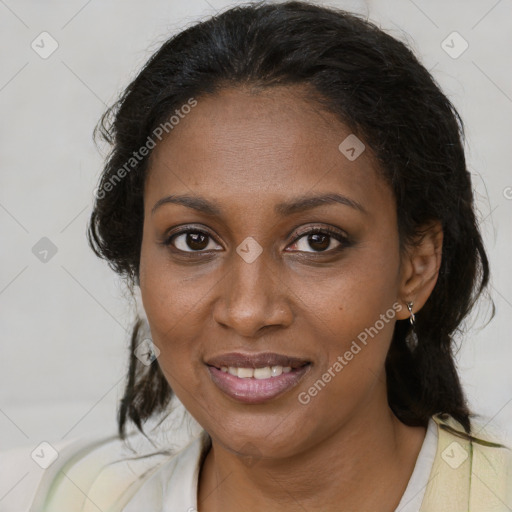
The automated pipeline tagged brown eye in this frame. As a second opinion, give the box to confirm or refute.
[307,233,331,251]
[186,232,209,250]
[287,227,348,253]
[166,230,222,252]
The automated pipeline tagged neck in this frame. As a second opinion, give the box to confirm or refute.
[197,392,427,512]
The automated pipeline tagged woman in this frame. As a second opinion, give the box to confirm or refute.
[2,2,510,511]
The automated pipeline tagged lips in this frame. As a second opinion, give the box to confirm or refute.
[205,352,311,370]
[205,352,312,403]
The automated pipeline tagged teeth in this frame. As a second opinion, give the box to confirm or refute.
[220,365,296,378]
[271,365,282,377]
[237,367,254,379]
[254,367,272,379]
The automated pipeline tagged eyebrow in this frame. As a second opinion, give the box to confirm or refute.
[151,192,367,216]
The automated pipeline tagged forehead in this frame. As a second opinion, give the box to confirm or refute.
[145,86,392,218]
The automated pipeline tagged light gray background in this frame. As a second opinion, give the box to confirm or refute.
[1,0,511,453]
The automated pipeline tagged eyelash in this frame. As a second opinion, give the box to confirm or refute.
[162,225,350,255]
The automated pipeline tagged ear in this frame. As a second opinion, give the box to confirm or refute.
[395,220,443,321]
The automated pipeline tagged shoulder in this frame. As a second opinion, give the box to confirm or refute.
[434,412,512,466]
[0,430,204,512]
[120,429,210,511]
[420,413,512,512]
[0,437,81,512]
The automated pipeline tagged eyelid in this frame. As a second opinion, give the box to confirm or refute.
[290,224,348,240]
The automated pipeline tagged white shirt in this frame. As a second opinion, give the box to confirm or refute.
[0,418,437,511]
[121,418,438,511]
[395,417,438,511]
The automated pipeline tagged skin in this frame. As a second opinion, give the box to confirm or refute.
[139,86,443,512]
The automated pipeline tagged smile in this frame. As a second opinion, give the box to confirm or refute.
[207,362,311,404]
[218,365,293,378]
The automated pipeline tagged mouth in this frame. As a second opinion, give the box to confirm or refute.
[205,352,312,404]
[205,352,311,371]
[208,361,310,379]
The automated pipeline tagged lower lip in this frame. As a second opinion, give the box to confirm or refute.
[207,364,311,404]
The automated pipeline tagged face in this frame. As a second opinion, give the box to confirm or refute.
[139,86,408,459]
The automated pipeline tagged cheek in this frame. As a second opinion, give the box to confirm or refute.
[140,232,198,327]
[341,233,401,320]
[288,240,401,403]
[140,275,201,358]
[138,239,225,393]
[139,266,206,408]
[292,237,400,338]
[139,239,196,355]
[292,297,398,439]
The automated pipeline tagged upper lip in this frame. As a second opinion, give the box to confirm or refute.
[205,352,311,369]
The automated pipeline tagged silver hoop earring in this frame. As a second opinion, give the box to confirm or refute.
[407,302,415,327]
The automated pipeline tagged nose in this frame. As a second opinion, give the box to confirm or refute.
[212,252,294,338]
